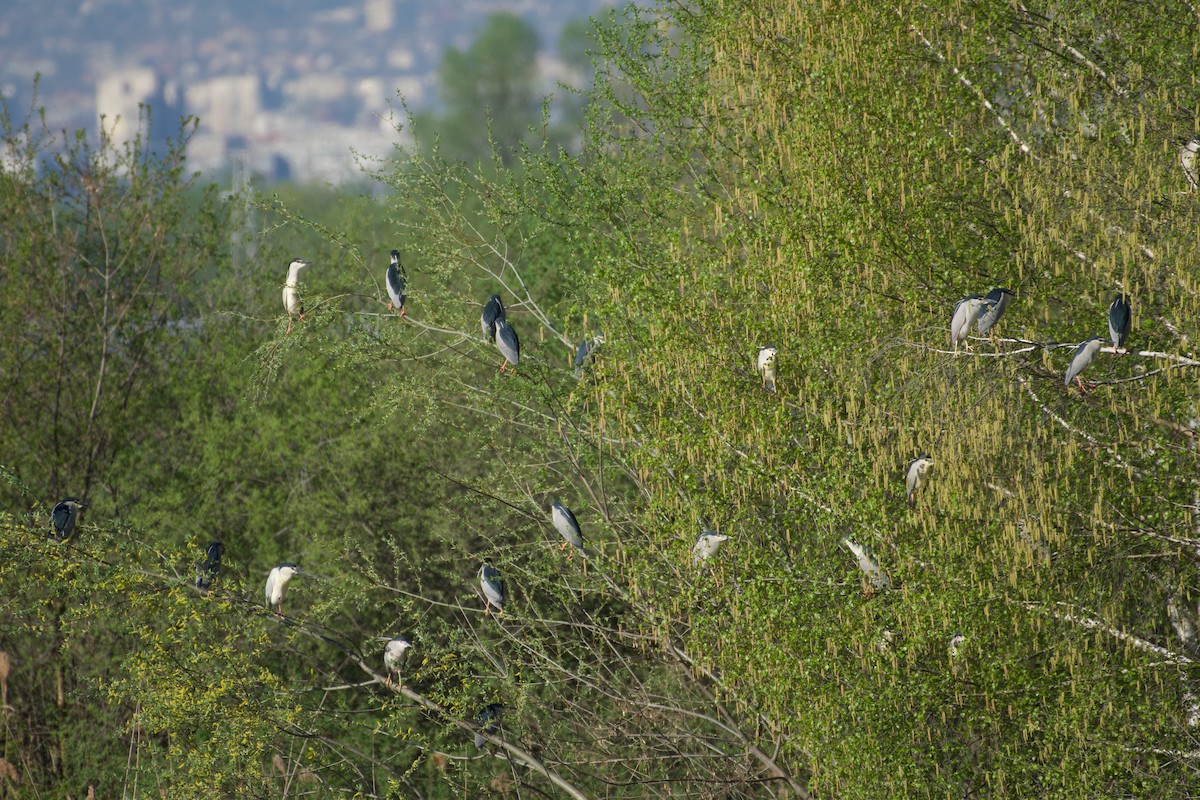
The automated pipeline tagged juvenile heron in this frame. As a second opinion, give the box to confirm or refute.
[757,346,778,393]
[474,702,504,750]
[49,498,87,543]
[550,501,585,557]
[385,250,407,316]
[494,318,520,373]
[1107,293,1131,350]
[841,537,891,593]
[382,636,413,686]
[693,530,729,566]
[1182,135,1200,189]
[950,294,987,350]
[265,563,302,616]
[196,541,224,595]
[1064,337,1103,393]
[481,294,505,342]
[283,258,310,334]
[479,562,506,615]
[976,287,1014,336]
[906,455,933,509]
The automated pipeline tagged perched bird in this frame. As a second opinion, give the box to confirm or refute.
[976,287,1015,336]
[382,636,413,686]
[196,541,224,595]
[550,501,585,557]
[574,334,605,373]
[950,295,988,350]
[265,563,302,616]
[385,250,407,316]
[906,455,933,509]
[49,498,87,543]
[479,562,506,615]
[1182,134,1200,189]
[757,346,778,392]
[494,318,520,373]
[948,632,966,658]
[481,294,505,342]
[1107,293,1131,350]
[841,537,891,593]
[693,530,730,566]
[1063,337,1103,393]
[282,258,310,334]
[474,702,504,750]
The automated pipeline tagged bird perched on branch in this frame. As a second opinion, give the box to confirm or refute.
[385,250,407,316]
[282,258,310,334]
[841,537,891,594]
[950,295,988,350]
[757,346,778,392]
[550,501,585,557]
[196,541,224,595]
[574,334,605,374]
[381,636,413,686]
[976,287,1014,337]
[494,318,520,373]
[1108,293,1131,350]
[474,702,504,750]
[906,455,933,509]
[49,498,87,543]
[481,294,505,342]
[693,530,729,567]
[1182,134,1200,189]
[479,562,506,615]
[1064,337,1103,393]
[265,563,302,616]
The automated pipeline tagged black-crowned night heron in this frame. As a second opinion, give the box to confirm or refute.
[1107,293,1131,350]
[385,250,407,316]
[474,702,504,750]
[550,501,585,557]
[494,318,520,373]
[693,530,729,566]
[283,258,310,334]
[574,334,605,373]
[381,635,413,686]
[481,294,505,342]
[49,497,87,542]
[196,541,224,595]
[1064,337,1103,393]
[479,562,505,615]
[906,455,933,509]
[948,632,966,658]
[1182,135,1200,189]
[841,537,891,594]
[950,295,988,350]
[976,287,1014,336]
[757,346,778,392]
[265,562,302,616]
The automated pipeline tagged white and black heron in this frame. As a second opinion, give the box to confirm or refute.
[976,287,1014,337]
[381,636,413,686]
[693,530,729,566]
[385,250,407,316]
[481,294,505,342]
[49,498,87,543]
[196,541,224,595]
[1182,134,1200,189]
[948,632,967,658]
[265,562,303,617]
[841,537,891,594]
[479,562,506,615]
[574,334,605,374]
[494,318,520,373]
[283,258,310,334]
[906,455,933,509]
[550,501,585,557]
[757,346,778,393]
[1064,337,1103,393]
[1108,293,1131,350]
[950,294,988,351]
[474,702,504,750]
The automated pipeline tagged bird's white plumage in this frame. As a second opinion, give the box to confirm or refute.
[383,636,413,677]
[693,531,729,565]
[479,563,505,612]
[841,537,890,590]
[283,259,309,317]
[906,456,933,507]
[950,295,987,348]
[551,502,585,554]
[948,633,966,658]
[1063,337,1103,388]
[265,563,300,614]
[757,346,777,392]
[494,318,520,367]
[1182,135,1200,189]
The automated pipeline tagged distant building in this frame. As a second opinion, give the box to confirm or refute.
[96,67,184,155]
